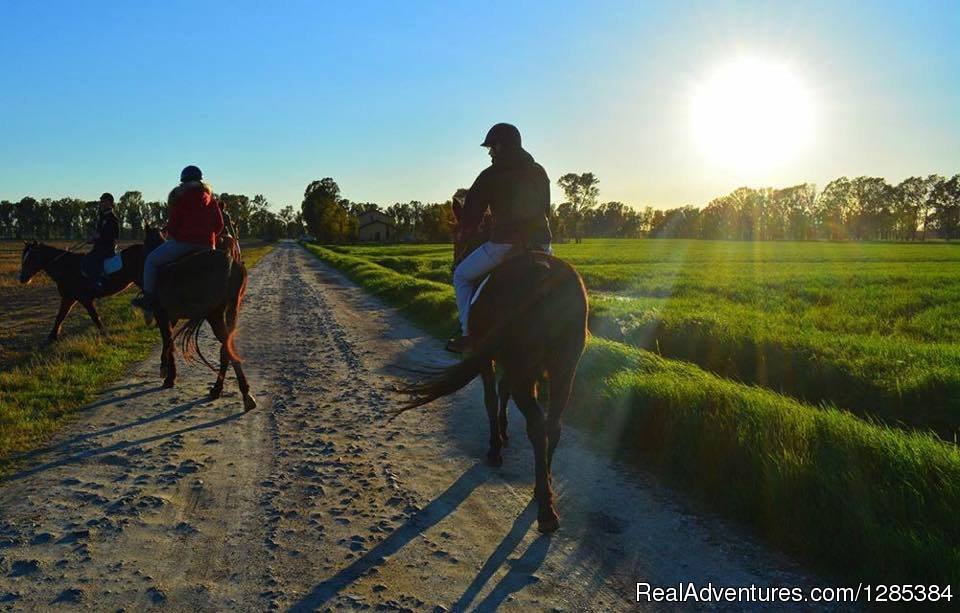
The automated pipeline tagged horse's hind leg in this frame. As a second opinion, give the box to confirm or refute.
[208,342,230,400]
[545,365,576,472]
[79,299,105,333]
[159,316,177,388]
[497,376,510,447]
[481,362,504,466]
[47,297,76,342]
[513,379,558,533]
[207,314,254,410]
[232,361,257,411]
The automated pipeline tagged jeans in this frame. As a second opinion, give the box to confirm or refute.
[143,239,208,293]
[453,241,551,335]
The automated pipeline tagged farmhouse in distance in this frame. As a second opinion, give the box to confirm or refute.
[357,209,397,242]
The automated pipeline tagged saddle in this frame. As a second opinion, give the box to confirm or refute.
[81,250,122,280]
[470,245,551,305]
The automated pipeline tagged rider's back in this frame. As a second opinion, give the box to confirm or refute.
[166,181,223,248]
[468,147,551,247]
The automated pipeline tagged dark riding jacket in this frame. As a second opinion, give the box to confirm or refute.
[92,208,119,257]
[461,146,552,246]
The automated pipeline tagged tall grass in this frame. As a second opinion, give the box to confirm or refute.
[305,242,960,583]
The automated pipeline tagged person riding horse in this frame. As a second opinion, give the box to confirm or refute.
[447,123,553,353]
[131,165,224,314]
[81,192,120,293]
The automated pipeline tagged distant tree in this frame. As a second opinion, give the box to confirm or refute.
[930,175,960,240]
[557,172,599,243]
[220,193,252,238]
[301,178,353,243]
[144,200,165,229]
[15,197,47,239]
[0,200,14,238]
[814,177,853,240]
[119,190,145,239]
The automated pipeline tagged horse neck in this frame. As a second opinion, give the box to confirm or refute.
[37,245,79,281]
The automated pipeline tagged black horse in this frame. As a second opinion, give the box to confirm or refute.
[19,240,146,342]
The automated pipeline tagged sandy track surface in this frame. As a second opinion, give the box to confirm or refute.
[0,242,813,611]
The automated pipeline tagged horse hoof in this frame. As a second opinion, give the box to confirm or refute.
[486,454,503,467]
[209,388,222,400]
[243,394,258,412]
[162,380,175,389]
[537,514,560,534]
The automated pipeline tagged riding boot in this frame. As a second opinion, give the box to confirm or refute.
[446,335,473,354]
[131,292,155,312]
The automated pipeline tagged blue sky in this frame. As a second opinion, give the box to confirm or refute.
[1,0,957,210]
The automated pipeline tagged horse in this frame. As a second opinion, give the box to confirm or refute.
[396,202,588,533]
[18,240,146,342]
[143,227,256,411]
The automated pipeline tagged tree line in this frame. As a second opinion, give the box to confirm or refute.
[300,172,960,244]
[301,178,456,243]
[550,172,960,241]
[0,191,303,241]
[9,172,959,243]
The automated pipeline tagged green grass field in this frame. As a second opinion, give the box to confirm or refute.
[305,239,960,584]
[0,241,273,470]
[327,239,960,439]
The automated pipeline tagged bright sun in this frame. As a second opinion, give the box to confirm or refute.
[691,57,815,172]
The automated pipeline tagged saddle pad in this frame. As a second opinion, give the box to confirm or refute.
[103,253,123,275]
[470,274,491,305]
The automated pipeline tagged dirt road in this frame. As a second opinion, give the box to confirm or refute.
[0,242,813,611]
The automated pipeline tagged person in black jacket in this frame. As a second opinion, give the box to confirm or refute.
[447,123,553,353]
[82,192,120,285]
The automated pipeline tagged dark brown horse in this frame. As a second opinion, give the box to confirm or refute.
[143,228,256,411]
[397,202,588,533]
[18,240,146,342]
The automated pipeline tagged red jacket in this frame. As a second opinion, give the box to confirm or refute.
[165,182,224,247]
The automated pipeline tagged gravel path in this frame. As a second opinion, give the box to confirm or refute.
[0,241,814,611]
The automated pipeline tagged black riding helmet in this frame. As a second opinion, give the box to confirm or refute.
[180,165,203,183]
[481,123,521,148]
[99,192,115,205]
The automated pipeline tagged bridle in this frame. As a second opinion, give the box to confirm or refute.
[24,240,87,273]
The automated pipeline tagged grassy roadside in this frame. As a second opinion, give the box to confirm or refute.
[304,242,960,584]
[0,242,274,472]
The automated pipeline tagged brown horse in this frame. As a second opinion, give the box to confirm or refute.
[143,228,256,411]
[397,203,588,533]
[18,240,146,342]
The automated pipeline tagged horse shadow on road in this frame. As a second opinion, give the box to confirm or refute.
[289,463,550,611]
[1,396,240,483]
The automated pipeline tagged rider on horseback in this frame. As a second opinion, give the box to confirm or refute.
[446,123,553,353]
[82,192,120,292]
[131,165,224,314]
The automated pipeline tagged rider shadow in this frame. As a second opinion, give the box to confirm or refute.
[2,399,240,483]
[450,500,549,612]
[288,464,490,612]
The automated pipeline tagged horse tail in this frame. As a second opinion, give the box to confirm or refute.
[393,263,559,416]
[223,262,248,364]
[174,316,218,372]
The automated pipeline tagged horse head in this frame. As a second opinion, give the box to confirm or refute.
[450,188,491,267]
[144,225,165,253]
[19,240,43,284]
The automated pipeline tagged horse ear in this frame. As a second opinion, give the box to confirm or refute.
[451,199,463,221]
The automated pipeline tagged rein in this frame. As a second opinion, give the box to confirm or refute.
[41,240,88,268]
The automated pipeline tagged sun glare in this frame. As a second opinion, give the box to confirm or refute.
[691,57,815,173]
